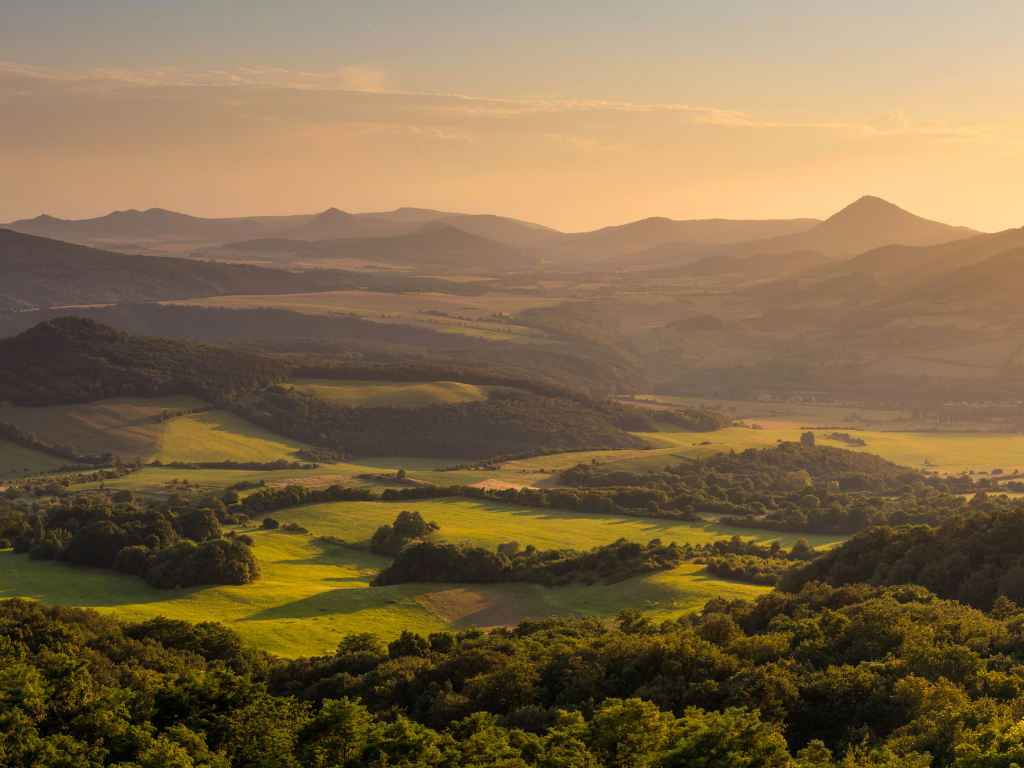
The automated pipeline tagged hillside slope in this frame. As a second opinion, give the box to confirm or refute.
[0,317,288,406]
[0,229,330,310]
[226,225,539,271]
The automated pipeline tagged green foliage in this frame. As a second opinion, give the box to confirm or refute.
[654,408,734,432]
[12,494,259,590]
[372,537,688,587]
[368,510,439,556]
[781,507,1024,610]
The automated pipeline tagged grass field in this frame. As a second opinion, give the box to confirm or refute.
[0,528,768,658]
[266,496,848,552]
[0,440,67,479]
[289,378,496,408]
[154,410,311,464]
[0,395,206,460]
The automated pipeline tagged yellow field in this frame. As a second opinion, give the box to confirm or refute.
[155,411,311,464]
[289,378,496,408]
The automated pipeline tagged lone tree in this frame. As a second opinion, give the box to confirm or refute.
[800,431,816,447]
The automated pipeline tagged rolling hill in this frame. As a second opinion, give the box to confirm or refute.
[547,216,821,259]
[0,317,288,406]
[0,229,333,311]
[272,207,417,240]
[809,225,1024,282]
[225,224,539,271]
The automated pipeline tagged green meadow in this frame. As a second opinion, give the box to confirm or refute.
[266,496,848,552]
[0,527,767,658]
[155,410,311,464]
[0,439,67,479]
[288,378,496,408]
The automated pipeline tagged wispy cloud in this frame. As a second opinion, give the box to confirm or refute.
[0,60,1014,149]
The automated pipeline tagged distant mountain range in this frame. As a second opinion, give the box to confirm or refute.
[2,195,990,278]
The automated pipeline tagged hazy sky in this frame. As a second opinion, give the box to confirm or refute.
[2,0,1023,231]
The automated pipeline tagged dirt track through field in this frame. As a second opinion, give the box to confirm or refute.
[415,586,567,628]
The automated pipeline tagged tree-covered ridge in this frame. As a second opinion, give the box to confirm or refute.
[0,318,288,406]
[780,507,1024,611]
[237,385,654,459]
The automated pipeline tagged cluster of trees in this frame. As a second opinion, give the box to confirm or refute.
[0,420,127,467]
[0,317,289,406]
[781,507,1024,611]
[4,465,135,502]
[372,537,689,588]
[10,492,260,589]
[368,510,440,556]
[654,408,734,432]
[236,385,653,459]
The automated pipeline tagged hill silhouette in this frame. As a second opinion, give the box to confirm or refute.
[0,229,333,311]
[548,216,820,259]
[273,208,415,240]
[630,196,979,264]
[2,207,317,243]
[225,225,538,271]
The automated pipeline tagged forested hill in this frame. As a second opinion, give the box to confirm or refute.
[780,507,1024,610]
[0,317,288,405]
[0,228,330,310]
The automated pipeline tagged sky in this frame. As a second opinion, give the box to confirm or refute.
[1,0,1023,232]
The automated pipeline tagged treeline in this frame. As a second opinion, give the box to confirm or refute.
[236,385,653,459]
[560,443,1015,535]
[152,459,319,471]
[654,407,734,431]
[780,506,1024,610]
[4,465,134,503]
[0,317,288,406]
[372,537,688,587]
[11,492,260,589]
[0,420,127,467]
